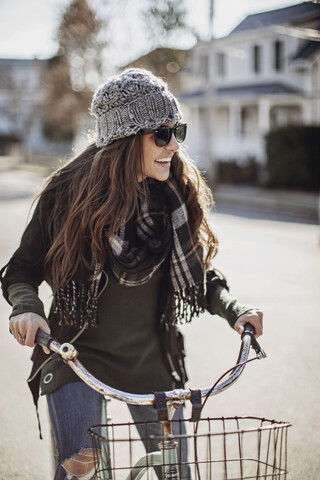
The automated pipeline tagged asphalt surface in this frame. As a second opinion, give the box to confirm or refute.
[0,170,319,479]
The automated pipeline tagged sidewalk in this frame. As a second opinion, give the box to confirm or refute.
[213,184,319,224]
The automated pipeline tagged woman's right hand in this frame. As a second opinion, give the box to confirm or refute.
[9,312,51,354]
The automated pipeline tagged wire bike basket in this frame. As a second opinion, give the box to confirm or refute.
[88,415,291,480]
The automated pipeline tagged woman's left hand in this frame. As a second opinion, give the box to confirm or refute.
[234,310,263,338]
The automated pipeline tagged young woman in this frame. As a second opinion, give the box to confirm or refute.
[1,68,263,480]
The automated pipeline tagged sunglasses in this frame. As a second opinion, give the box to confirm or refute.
[139,123,187,147]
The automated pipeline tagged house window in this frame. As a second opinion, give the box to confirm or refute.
[274,40,284,71]
[217,52,225,77]
[199,54,209,79]
[253,45,261,73]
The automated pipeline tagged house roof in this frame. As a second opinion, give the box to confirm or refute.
[231,2,320,34]
[217,83,303,96]
[0,58,46,68]
[293,40,320,60]
[180,83,303,101]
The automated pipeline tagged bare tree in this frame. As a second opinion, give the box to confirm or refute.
[57,0,106,91]
[142,0,193,47]
[41,0,106,142]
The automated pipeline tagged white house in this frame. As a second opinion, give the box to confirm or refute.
[178,1,320,171]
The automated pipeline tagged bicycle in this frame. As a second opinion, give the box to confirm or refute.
[36,325,291,480]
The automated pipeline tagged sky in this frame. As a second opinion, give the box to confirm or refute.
[0,0,306,64]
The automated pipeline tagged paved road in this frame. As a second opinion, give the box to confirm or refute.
[0,170,319,479]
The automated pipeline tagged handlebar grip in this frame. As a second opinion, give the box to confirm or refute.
[242,322,255,337]
[241,323,266,358]
[35,329,55,349]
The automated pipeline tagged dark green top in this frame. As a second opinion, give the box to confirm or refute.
[40,264,175,395]
[8,268,255,396]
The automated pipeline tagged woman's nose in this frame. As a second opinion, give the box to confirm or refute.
[166,134,179,153]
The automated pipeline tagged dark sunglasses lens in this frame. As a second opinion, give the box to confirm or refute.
[175,124,187,143]
[154,128,171,147]
[153,124,187,146]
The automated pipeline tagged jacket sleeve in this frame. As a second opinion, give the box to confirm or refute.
[0,196,49,304]
[205,269,257,328]
[8,282,47,319]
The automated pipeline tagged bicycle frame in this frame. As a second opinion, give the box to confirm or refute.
[99,399,185,480]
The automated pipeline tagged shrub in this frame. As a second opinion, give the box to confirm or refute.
[265,125,320,191]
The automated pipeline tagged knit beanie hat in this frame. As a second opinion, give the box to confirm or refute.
[90,68,182,147]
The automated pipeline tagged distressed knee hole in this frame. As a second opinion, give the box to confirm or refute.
[62,448,101,479]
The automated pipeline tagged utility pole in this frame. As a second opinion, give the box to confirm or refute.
[209,0,215,40]
[205,0,217,186]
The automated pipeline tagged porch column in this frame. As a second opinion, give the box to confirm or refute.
[258,98,271,134]
[229,102,241,138]
[302,100,312,124]
[185,104,200,160]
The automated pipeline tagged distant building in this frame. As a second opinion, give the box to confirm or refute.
[0,58,71,160]
[178,1,320,170]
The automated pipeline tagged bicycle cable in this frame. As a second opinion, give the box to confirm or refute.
[200,356,260,416]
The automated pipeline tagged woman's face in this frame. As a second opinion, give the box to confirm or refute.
[138,123,179,182]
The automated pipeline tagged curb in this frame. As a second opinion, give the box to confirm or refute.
[213,185,319,224]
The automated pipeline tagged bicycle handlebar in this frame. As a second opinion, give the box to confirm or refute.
[35,323,266,407]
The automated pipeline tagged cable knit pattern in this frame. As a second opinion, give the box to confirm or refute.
[90,68,182,147]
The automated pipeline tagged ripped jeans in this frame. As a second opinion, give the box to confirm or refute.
[47,382,189,480]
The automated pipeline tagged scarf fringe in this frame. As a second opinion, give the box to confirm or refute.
[171,281,206,324]
[53,279,100,328]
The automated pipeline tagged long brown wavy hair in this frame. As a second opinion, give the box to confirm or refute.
[36,135,218,292]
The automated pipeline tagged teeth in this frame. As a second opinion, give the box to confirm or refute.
[156,158,171,163]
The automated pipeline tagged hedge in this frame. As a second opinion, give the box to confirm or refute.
[265,125,320,191]
[216,158,259,184]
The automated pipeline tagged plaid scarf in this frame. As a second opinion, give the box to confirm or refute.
[53,174,206,327]
[108,175,206,324]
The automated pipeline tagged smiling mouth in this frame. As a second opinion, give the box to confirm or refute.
[155,157,171,166]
